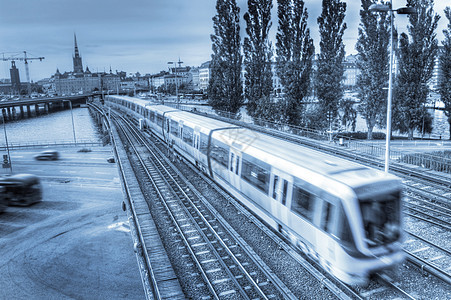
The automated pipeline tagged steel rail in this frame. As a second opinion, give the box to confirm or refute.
[113,115,221,299]
[404,207,451,231]
[404,230,451,256]
[375,274,417,300]
[121,114,276,299]
[405,250,451,285]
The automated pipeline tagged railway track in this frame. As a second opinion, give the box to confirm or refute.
[401,192,451,285]
[113,112,297,299]
[99,104,450,299]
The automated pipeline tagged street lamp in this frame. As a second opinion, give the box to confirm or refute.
[369,1,415,173]
[2,114,12,173]
[167,59,183,106]
[63,100,76,144]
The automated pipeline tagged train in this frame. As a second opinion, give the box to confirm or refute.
[105,95,405,285]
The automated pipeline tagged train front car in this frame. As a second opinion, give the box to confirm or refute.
[209,127,405,286]
[332,168,404,285]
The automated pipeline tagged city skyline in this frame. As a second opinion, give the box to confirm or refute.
[0,0,449,81]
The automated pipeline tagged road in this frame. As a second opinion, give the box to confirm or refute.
[0,146,145,299]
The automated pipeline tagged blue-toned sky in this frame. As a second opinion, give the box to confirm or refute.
[0,0,448,81]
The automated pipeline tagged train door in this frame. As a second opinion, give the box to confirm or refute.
[270,169,293,225]
[318,199,337,264]
[166,118,170,142]
[228,149,241,188]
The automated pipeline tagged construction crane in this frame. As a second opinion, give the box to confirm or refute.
[1,51,45,95]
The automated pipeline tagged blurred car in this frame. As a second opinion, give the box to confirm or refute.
[0,186,7,212]
[107,157,115,163]
[34,150,59,161]
[0,174,42,206]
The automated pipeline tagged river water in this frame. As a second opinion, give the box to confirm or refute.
[0,107,100,146]
[0,104,448,148]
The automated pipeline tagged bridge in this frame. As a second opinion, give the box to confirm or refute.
[0,94,94,122]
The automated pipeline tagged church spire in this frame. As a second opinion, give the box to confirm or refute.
[73,33,83,73]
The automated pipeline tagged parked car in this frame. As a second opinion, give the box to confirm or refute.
[34,150,59,161]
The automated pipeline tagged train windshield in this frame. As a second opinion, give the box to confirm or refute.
[358,190,401,248]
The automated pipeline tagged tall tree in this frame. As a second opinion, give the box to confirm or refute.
[208,0,243,117]
[393,0,440,139]
[243,0,274,119]
[276,0,315,126]
[439,7,451,139]
[355,0,391,140]
[315,0,347,130]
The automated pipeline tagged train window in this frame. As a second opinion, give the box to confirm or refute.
[320,202,335,233]
[235,156,240,175]
[156,114,163,127]
[210,138,229,167]
[337,205,354,246]
[182,126,194,145]
[170,120,179,137]
[149,111,155,123]
[230,153,234,171]
[241,154,270,194]
[272,175,279,199]
[200,133,209,154]
[359,190,401,247]
[291,185,315,222]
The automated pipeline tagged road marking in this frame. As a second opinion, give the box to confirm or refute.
[108,221,130,233]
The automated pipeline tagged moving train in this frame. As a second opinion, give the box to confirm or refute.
[105,95,405,285]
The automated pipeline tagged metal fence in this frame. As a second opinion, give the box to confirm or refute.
[172,103,451,174]
[0,139,103,151]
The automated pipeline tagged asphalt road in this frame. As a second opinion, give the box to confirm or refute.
[0,146,145,299]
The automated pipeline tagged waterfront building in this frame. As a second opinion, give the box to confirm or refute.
[149,72,167,92]
[199,61,210,92]
[49,35,124,95]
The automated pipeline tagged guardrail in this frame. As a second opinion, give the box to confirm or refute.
[0,139,103,151]
[171,103,451,174]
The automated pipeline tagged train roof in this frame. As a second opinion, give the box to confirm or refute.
[108,95,151,107]
[164,109,238,132]
[107,95,238,131]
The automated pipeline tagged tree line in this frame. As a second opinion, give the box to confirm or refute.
[208,0,451,140]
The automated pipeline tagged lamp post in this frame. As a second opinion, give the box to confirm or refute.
[167,59,183,106]
[63,100,76,144]
[2,115,12,173]
[369,1,415,173]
